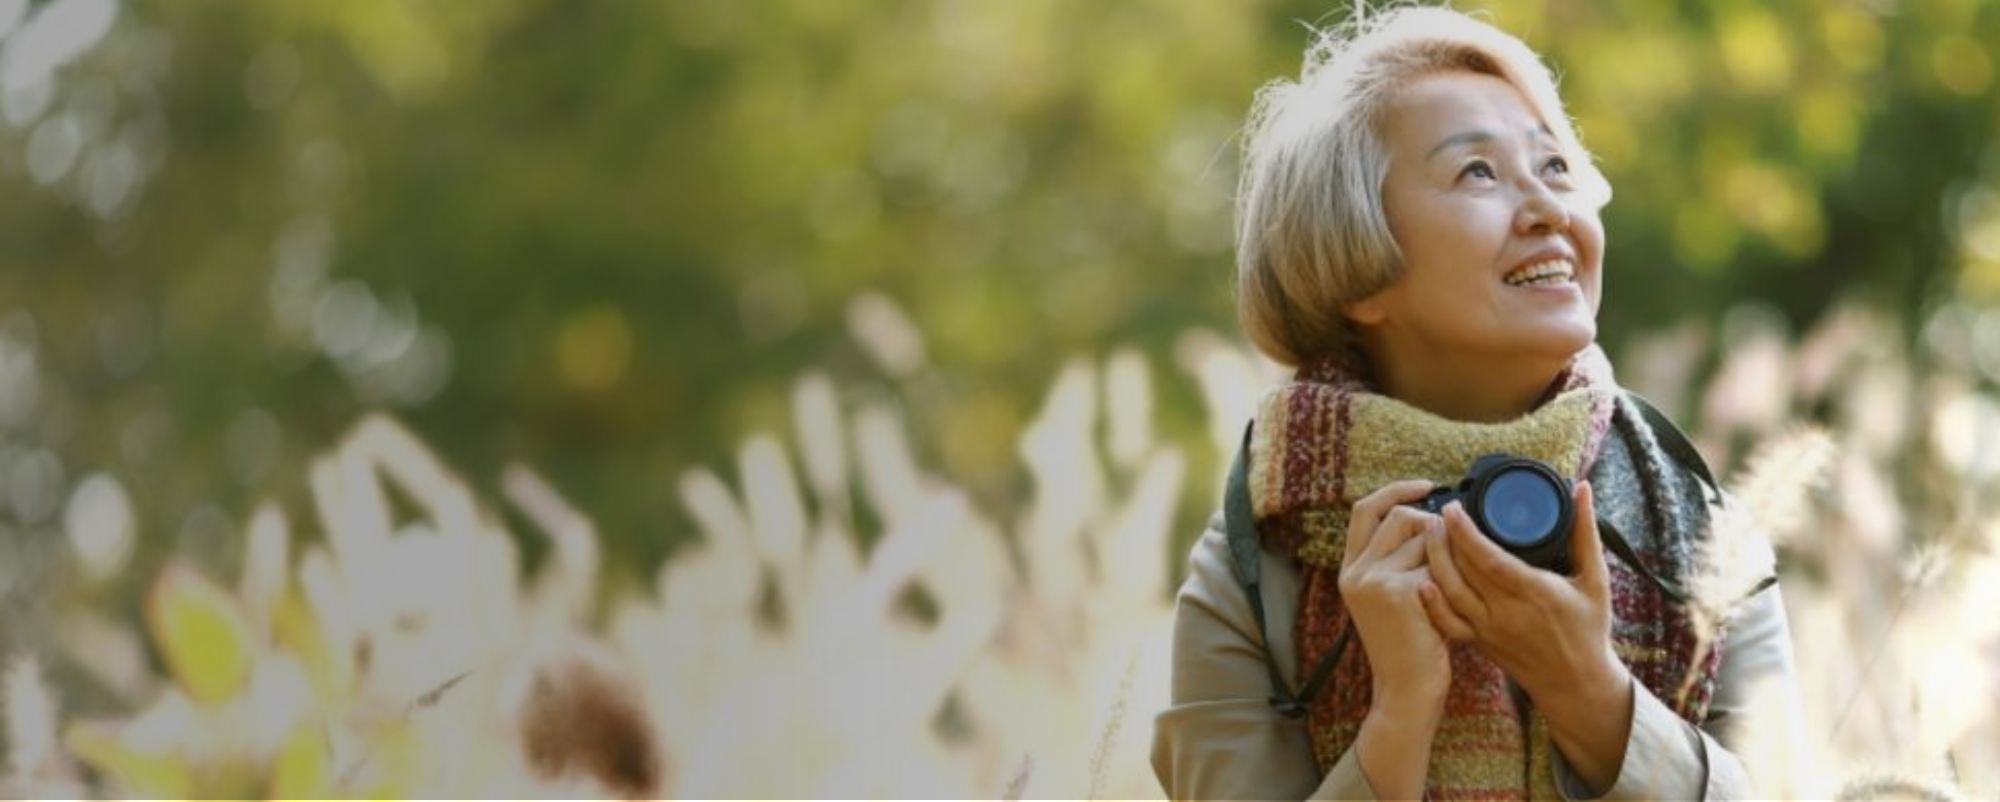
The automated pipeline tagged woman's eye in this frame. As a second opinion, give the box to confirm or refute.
[1459,161,1496,181]
[1542,156,1571,175]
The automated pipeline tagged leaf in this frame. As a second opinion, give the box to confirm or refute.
[62,722,192,799]
[144,563,255,706]
[268,722,332,800]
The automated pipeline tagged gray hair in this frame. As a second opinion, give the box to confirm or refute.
[1234,5,1611,367]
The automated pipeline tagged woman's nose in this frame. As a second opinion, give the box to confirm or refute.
[1513,182,1571,235]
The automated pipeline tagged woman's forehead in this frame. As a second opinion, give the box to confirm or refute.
[1384,71,1551,151]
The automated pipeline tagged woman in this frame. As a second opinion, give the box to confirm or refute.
[1150,7,1806,801]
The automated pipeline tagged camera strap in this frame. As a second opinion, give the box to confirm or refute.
[1222,393,1774,719]
[1223,421,1349,719]
[1607,392,1780,605]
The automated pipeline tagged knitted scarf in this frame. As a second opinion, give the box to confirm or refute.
[1247,344,1720,800]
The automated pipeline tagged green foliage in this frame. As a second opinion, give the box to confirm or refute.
[1,0,1997,611]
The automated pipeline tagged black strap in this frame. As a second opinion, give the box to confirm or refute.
[1224,421,1350,719]
[1597,514,1693,604]
[1223,423,1264,591]
[1625,391,1721,501]
[1597,504,1779,608]
[1289,627,1350,718]
[1613,391,1779,603]
[1592,391,1713,605]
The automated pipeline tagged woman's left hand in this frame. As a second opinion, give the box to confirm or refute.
[1417,479,1624,698]
[1417,480,1636,791]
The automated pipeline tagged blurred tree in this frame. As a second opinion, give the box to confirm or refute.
[0,0,1995,595]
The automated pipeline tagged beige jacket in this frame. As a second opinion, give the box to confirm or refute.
[1150,515,1806,801]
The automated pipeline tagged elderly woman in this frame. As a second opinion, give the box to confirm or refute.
[1150,7,1806,801]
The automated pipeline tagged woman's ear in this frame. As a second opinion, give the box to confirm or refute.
[1343,290,1389,327]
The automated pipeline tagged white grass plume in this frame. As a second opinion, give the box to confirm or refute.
[1730,424,1837,548]
[1676,425,1835,709]
[1697,425,1836,619]
[3,654,56,782]
[1835,772,1968,802]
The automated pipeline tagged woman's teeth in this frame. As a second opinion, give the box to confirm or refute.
[1504,259,1574,286]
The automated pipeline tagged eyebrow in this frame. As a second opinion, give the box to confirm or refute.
[1426,124,1560,161]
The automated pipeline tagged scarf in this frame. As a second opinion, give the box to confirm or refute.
[1247,344,1720,800]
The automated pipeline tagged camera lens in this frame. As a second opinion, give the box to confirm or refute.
[1478,468,1562,546]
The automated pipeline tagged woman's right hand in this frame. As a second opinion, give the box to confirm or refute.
[1338,480,1453,710]
[1340,480,1454,799]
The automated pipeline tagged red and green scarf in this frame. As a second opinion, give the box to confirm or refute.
[1247,344,1720,800]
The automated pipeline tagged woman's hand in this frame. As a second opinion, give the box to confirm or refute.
[1340,479,1456,800]
[1339,480,1454,709]
[1418,479,1636,793]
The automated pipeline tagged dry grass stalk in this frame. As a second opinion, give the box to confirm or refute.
[1674,426,1834,711]
[1002,752,1033,801]
[1086,651,1138,801]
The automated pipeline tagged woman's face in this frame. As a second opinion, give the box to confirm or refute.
[1347,70,1605,368]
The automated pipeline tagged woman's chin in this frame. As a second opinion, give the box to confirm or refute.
[1517,323,1597,361]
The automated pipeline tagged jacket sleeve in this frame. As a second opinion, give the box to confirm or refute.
[1548,577,1808,799]
[1150,516,1382,801]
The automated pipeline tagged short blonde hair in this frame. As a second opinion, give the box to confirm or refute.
[1234,5,1611,367]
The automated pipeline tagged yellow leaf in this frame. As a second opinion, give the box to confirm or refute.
[62,722,193,798]
[145,563,255,706]
[268,722,332,800]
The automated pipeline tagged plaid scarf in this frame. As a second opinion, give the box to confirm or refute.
[1247,344,1719,800]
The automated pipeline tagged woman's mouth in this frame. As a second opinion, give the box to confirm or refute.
[1502,258,1575,287]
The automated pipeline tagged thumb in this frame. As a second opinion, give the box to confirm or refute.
[1570,480,1606,589]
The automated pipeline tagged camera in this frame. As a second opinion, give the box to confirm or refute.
[1406,453,1575,575]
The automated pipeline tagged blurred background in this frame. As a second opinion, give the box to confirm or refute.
[2,0,1999,798]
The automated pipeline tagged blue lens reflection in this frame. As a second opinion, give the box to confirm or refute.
[1480,469,1560,545]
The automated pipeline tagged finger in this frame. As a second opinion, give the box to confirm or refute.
[1443,500,1534,597]
[1381,523,1429,571]
[1420,581,1477,642]
[1424,523,1488,626]
[1569,480,1609,592]
[1362,506,1439,564]
[1344,479,1437,564]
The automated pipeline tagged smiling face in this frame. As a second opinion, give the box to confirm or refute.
[1345,70,1605,374]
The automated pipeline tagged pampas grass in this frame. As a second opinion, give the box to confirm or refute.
[21,314,1184,797]
[11,298,2000,798]
[0,656,87,800]
[1674,425,1834,710]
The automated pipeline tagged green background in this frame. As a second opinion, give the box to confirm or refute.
[4,0,1999,601]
